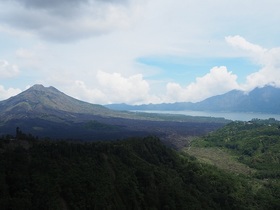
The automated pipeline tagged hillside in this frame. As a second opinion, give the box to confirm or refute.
[184,119,280,208]
[0,136,278,209]
[0,84,228,147]
[193,85,280,113]
[0,84,119,120]
[189,118,280,175]
[106,85,280,114]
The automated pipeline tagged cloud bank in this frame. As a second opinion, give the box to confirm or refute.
[1,35,280,105]
[1,0,143,41]
[65,66,240,104]
[162,36,280,103]
[226,35,280,91]
[39,36,280,105]
[70,70,158,105]
[166,66,239,103]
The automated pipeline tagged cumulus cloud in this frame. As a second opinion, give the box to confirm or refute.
[65,71,157,104]
[72,80,107,104]
[226,35,280,90]
[0,0,143,41]
[0,85,21,100]
[96,70,152,104]
[0,60,19,78]
[166,66,240,102]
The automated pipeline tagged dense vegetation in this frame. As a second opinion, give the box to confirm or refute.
[1,134,279,209]
[188,118,280,208]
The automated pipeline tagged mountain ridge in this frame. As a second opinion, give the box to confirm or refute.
[0,84,226,145]
[0,84,112,118]
[106,85,280,114]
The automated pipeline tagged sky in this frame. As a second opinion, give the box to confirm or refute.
[0,0,280,105]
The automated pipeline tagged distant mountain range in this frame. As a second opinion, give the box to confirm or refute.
[0,85,226,147]
[105,86,280,114]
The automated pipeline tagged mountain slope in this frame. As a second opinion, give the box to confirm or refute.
[0,84,227,144]
[194,85,280,113]
[184,119,280,208]
[0,84,115,121]
[106,86,280,114]
[0,84,128,140]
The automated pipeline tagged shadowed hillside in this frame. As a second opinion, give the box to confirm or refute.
[1,136,277,209]
[184,119,280,208]
[0,85,228,148]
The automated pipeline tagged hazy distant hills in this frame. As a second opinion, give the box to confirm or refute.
[0,85,226,146]
[106,86,280,114]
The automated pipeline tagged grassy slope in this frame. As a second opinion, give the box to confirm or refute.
[185,119,280,177]
[184,147,255,175]
[183,119,280,208]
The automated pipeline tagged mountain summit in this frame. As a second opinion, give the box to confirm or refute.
[0,84,113,120]
[193,85,280,113]
[0,84,129,139]
[0,84,226,144]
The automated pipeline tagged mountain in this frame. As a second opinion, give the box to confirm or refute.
[193,85,280,113]
[0,85,227,146]
[0,84,116,121]
[106,86,280,114]
[0,84,128,140]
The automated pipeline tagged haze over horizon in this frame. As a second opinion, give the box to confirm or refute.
[1,0,280,105]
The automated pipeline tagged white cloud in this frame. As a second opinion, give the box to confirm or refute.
[0,60,19,78]
[96,70,152,104]
[166,66,240,103]
[226,35,280,91]
[1,0,280,106]
[244,50,280,90]
[64,71,159,105]
[68,67,241,104]
[71,80,107,104]
[225,35,266,54]
[0,85,21,100]
[0,0,144,41]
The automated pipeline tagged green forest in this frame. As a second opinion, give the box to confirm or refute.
[0,120,280,209]
[187,118,280,209]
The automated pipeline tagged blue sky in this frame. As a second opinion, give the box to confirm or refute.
[0,0,280,104]
[137,56,259,84]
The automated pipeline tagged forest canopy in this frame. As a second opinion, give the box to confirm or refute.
[1,133,279,209]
